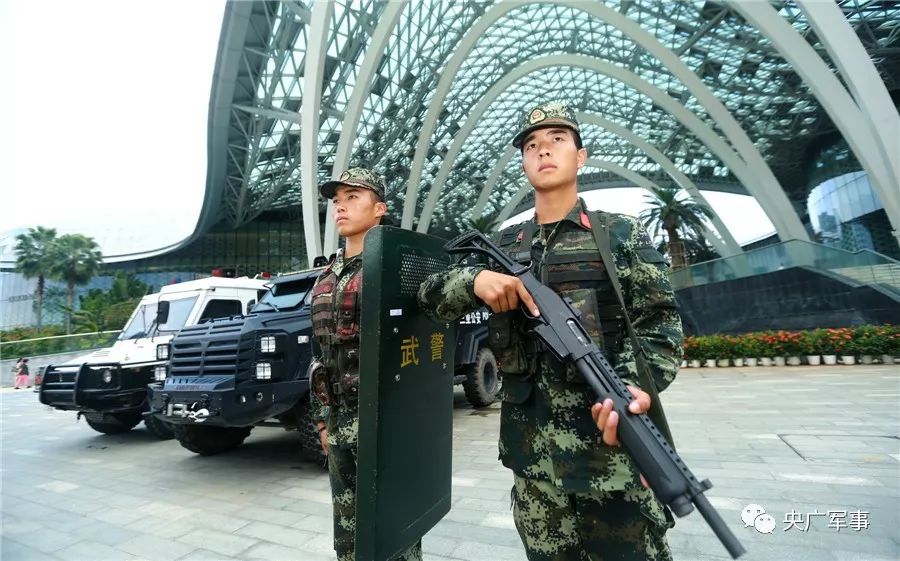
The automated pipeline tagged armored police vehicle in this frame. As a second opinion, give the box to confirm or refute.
[39,277,267,438]
[149,270,500,458]
[453,308,499,408]
[148,268,324,457]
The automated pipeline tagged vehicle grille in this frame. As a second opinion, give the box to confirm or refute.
[40,365,78,405]
[169,319,250,377]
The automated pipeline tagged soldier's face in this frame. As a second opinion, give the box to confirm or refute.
[521,127,586,192]
[332,186,386,237]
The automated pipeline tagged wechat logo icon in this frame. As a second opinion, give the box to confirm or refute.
[742,504,776,534]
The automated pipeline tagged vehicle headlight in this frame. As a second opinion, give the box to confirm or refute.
[154,365,167,382]
[156,344,170,360]
[255,362,272,380]
[259,335,276,353]
[101,369,113,384]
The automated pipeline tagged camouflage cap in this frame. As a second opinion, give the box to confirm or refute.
[511,101,580,149]
[319,167,387,200]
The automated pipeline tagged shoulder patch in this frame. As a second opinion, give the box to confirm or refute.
[499,229,519,245]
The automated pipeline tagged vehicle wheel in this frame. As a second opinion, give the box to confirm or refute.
[294,398,327,467]
[173,425,252,456]
[461,347,501,408]
[144,415,175,440]
[83,412,142,435]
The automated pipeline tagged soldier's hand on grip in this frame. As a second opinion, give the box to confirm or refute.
[473,270,540,316]
[319,427,329,455]
[592,386,652,489]
[309,359,330,406]
[591,385,651,447]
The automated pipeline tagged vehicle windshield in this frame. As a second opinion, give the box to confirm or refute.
[119,301,158,340]
[118,295,199,339]
[157,296,199,332]
[254,278,316,311]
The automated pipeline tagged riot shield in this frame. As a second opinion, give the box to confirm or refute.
[357,226,455,561]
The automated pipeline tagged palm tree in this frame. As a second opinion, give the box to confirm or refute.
[681,229,719,264]
[639,186,714,269]
[466,213,499,234]
[50,234,104,334]
[14,226,58,331]
[73,289,111,333]
[108,272,149,302]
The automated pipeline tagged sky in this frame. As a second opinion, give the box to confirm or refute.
[0,0,225,257]
[0,0,775,260]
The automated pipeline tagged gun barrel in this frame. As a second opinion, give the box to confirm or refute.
[695,494,746,559]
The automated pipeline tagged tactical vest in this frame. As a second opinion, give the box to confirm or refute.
[311,260,363,402]
[489,211,626,375]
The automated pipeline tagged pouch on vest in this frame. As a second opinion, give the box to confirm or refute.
[487,312,528,374]
[336,291,360,342]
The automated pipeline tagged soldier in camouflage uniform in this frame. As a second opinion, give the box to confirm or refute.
[418,102,683,561]
[309,168,422,561]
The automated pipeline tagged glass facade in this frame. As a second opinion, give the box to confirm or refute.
[210,1,900,237]
[109,210,311,278]
[807,140,899,260]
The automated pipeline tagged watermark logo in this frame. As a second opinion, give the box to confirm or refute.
[741,504,775,533]
[742,504,871,534]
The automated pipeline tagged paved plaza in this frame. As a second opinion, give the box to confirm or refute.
[1,366,897,561]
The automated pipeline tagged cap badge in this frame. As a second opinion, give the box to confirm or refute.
[529,109,546,125]
[340,171,351,181]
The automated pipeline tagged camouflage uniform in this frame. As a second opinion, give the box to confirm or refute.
[418,103,683,561]
[311,168,422,561]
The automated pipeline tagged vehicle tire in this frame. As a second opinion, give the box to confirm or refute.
[83,412,142,435]
[173,425,252,456]
[144,415,175,440]
[294,398,327,467]
[461,347,501,408]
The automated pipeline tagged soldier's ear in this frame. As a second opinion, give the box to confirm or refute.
[375,201,387,217]
[576,147,587,169]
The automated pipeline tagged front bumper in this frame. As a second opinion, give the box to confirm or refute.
[148,375,308,427]
[39,362,155,413]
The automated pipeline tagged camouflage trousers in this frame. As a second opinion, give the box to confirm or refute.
[511,475,674,561]
[327,444,423,561]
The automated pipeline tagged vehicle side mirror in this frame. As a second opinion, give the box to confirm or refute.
[246,300,255,313]
[156,301,170,324]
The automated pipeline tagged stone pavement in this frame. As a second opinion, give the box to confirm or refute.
[1,365,897,561]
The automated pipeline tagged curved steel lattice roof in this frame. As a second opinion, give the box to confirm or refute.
[196,0,900,266]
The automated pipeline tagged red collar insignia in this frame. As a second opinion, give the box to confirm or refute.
[579,211,592,230]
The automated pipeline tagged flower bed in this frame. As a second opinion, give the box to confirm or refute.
[682,325,899,367]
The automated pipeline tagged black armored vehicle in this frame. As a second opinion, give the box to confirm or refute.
[148,268,323,457]
[149,269,501,458]
[453,308,499,408]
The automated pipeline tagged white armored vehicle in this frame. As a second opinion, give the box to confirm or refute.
[39,276,267,438]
